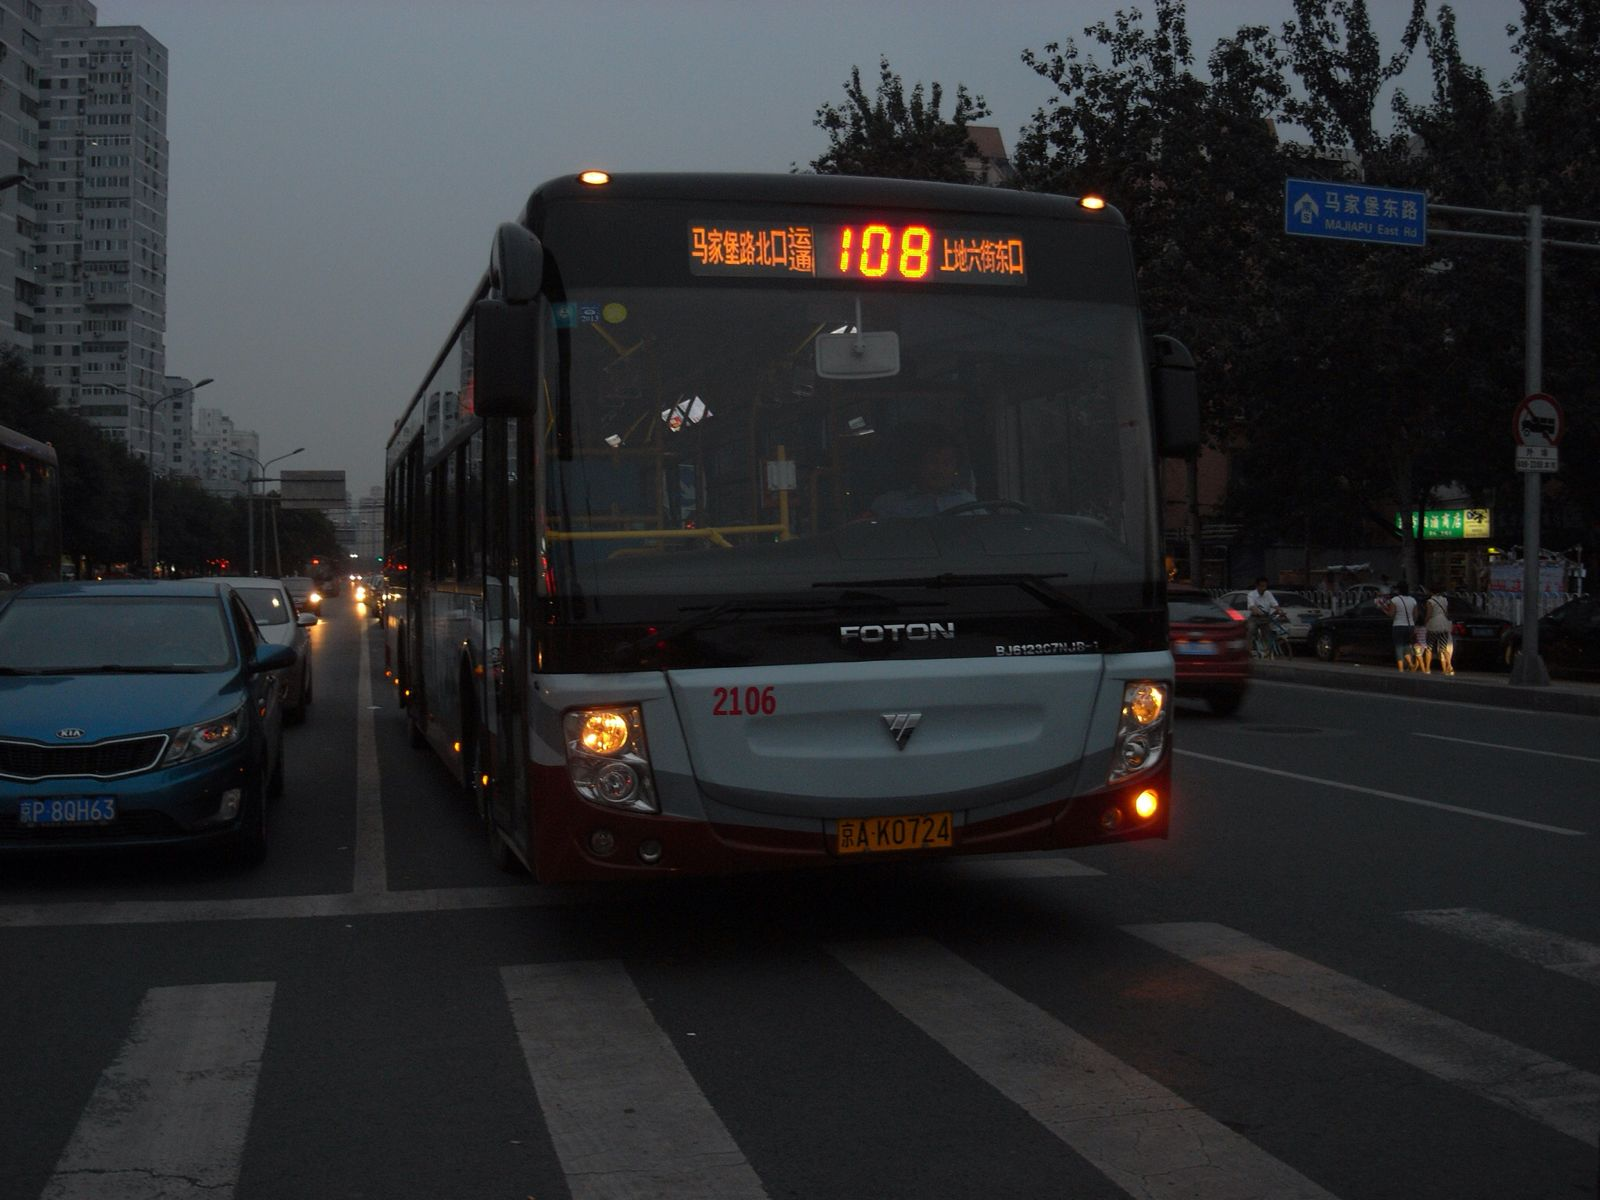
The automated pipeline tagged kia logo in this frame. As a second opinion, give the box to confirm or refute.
[56,728,85,740]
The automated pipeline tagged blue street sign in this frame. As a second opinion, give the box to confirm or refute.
[1284,178,1426,247]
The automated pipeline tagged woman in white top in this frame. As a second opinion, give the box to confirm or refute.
[1380,583,1420,670]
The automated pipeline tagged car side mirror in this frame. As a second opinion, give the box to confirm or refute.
[252,644,297,674]
[297,612,318,628]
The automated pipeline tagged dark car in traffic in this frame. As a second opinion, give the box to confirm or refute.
[1168,588,1251,715]
[0,580,295,862]
[1503,595,1600,679]
[1309,595,1512,669]
[282,575,323,617]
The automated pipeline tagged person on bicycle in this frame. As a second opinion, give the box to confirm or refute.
[1244,576,1282,657]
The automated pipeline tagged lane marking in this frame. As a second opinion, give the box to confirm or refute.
[1413,732,1600,765]
[1404,908,1600,987]
[0,859,1098,929]
[40,982,274,1200]
[829,937,1340,1199]
[0,885,586,928]
[1177,749,1588,836]
[1125,922,1600,1147]
[503,960,769,1200]
[352,626,387,895]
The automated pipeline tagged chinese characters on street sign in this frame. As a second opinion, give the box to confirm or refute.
[1284,179,1426,247]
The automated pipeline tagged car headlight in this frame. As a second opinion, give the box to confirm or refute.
[563,706,658,813]
[163,705,246,765]
[309,591,323,605]
[1108,681,1168,782]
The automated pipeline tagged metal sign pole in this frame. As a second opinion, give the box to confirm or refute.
[1512,206,1550,685]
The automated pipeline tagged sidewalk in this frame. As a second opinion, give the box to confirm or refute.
[1251,654,1600,716]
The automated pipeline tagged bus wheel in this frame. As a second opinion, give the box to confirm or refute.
[488,823,522,874]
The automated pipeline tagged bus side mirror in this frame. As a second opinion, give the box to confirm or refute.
[1151,334,1200,458]
[472,299,538,418]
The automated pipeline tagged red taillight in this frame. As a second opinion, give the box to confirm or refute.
[1225,608,1246,621]
[1452,621,1467,636]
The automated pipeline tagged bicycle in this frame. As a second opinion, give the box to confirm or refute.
[1250,612,1291,660]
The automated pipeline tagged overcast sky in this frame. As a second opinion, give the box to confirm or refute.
[92,0,1525,498]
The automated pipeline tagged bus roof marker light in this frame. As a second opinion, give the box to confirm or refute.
[578,170,612,186]
[1080,194,1107,211]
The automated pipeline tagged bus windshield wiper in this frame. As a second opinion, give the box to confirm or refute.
[814,572,1132,646]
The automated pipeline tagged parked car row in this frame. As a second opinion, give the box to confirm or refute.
[0,576,319,865]
[1307,595,1512,670]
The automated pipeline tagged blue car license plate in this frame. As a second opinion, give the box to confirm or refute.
[1175,642,1218,655]
[19,797,116,826]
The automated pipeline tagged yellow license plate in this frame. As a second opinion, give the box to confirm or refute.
[836,812,953,855]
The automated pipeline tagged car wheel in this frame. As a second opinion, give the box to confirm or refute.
[1313,630,1338,662]
[1208,692,1244,716]
[232,783,268,866]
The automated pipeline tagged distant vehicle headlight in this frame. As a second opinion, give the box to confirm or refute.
[163,705,245,764]
[308,591,323,605]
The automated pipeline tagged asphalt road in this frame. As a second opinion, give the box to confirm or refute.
[1,601,1596,1199]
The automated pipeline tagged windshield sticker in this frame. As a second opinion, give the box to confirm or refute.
[995,641,1098,656]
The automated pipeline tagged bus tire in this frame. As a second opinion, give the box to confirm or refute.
[488,823,522,874]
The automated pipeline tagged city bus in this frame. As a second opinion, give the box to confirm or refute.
[0,422,62,588]
[383,172,1198,883]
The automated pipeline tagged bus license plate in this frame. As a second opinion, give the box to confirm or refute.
[836,813,952,855]
[19,797,116,826]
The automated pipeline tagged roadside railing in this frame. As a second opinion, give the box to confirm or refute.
[1209,587,1582,622]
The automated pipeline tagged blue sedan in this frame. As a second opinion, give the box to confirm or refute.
[0,580,295,863]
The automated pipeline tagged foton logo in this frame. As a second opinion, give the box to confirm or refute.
[840,622,955,644]
[55,728,86,740]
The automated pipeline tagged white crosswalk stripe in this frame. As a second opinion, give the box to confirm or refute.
[38,981,275,1200]
[1403,908,1600,987]
[1125,921,1600,1147]
[828,936,1342,1199]
[501,960,769,1200]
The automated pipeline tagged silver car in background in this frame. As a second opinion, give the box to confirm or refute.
[222,577,316,723]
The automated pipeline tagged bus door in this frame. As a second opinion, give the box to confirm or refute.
[485,418,530,859]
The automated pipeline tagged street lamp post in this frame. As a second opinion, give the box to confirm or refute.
[142,378,213,574]
[99,377,213,574]
[229,447,304,575]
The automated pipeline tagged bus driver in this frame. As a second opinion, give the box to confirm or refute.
[870,431,977,517]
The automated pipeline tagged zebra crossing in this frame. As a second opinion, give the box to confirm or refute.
[24,908,1599,1200]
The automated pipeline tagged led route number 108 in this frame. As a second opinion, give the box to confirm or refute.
[832,224,933,280]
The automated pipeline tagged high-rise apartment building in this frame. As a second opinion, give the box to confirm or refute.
[0,2,45,354]
[32,0,168,460]
[193,405,254,498]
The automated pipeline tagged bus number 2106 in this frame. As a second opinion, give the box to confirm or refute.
[712,686,777,716]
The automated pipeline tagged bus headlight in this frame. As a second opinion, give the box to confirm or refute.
[1108,681,1168,783]
[563,706,658,813]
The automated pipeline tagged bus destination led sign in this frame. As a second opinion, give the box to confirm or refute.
[689,220,1026,285]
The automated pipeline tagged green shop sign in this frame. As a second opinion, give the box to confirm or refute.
[1394,508,1491,539]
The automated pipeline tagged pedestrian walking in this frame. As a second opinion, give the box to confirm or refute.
[1379,583,1421,670]
[1422,587,1455,675]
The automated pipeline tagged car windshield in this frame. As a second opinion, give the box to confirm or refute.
[0,595,234,671]
[234,586,292,626]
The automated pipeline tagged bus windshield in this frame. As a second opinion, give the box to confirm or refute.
[542,286,1155,612]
